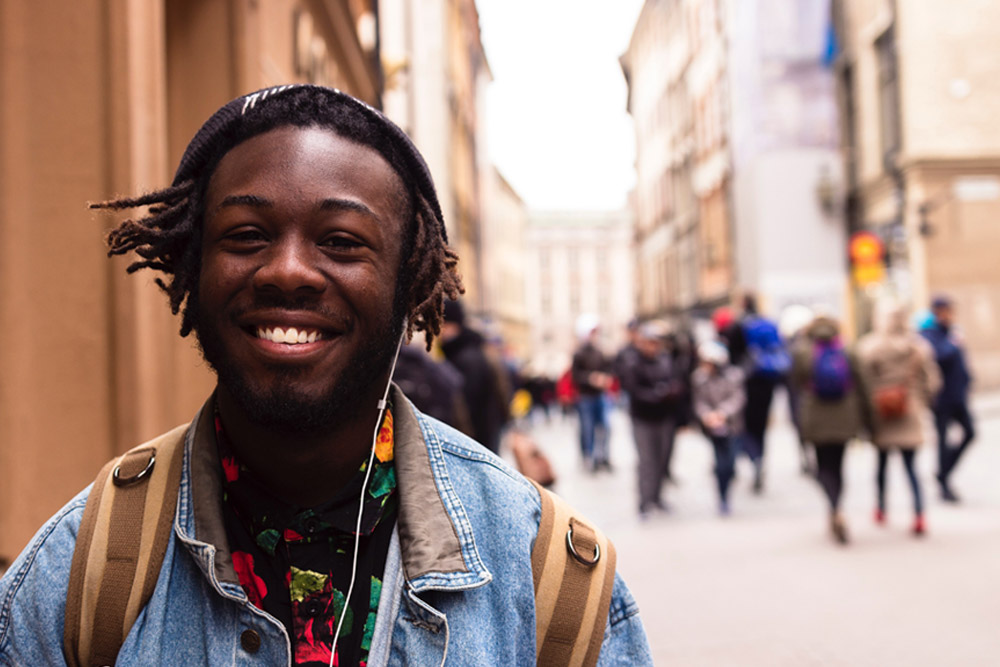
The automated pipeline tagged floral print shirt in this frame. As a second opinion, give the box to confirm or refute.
[216,409,398,666]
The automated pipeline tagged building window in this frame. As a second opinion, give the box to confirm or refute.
[875,26,901,166]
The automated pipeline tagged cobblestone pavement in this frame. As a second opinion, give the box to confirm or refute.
[514,390,1000,666]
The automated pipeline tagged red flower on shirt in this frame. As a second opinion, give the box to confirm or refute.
[231,551,266,609]
[221,455,239,482]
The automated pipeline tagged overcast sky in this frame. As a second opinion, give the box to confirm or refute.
[477,0,645,212]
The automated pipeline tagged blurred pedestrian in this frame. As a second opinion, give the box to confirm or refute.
[523,371,556,424]
[393,340,472,434]
[556,367,578,417]
[620,321,682,517]
[613,318,641,410]
[921,295,975,502]
[692,340,745,516]
[719,293,791,493]
[667,328,697,430]
[780,304,817,474]
[857,302,941,536]
[790,315,867,544]
[440,300,510,454]
[571,314,614,471]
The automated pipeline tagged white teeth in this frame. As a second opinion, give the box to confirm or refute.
[255,326,321,344]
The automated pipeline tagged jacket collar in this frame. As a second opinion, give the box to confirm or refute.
[176,385,491,591]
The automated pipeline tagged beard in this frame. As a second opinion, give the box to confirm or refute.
[193,290,405,436]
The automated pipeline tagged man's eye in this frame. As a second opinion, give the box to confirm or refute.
[321,236,363,250]
[225,229,267,243]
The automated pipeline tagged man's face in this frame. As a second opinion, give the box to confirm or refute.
[196,126,409,433]
[637,335,662,358]
[934,304,954,328]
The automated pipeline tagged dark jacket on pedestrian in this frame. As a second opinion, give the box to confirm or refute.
[572,342,610,397]
[619,349,681,422]
[393,344,472,435]
[921,323,972,408]
[790,317,868,445]
[441,328,509,454]
[692,365,746,438]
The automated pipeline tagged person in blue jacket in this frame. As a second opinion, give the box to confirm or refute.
[921,295,975,502]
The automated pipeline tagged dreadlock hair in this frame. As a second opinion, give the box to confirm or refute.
[95,85,463,348]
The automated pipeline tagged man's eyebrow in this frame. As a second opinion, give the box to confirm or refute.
[216,194,273,211]
[318,198,384,224]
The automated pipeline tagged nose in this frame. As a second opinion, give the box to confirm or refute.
[252,237,326,294]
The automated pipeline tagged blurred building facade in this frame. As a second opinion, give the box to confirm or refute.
[480,167,531,358]
[623,0,847,324]
[621,0,715,322]
[0,0,381,559]
[834,0,1000,386]
[524,211,635,378]
[727,0,846,317]
[379,0,492,309]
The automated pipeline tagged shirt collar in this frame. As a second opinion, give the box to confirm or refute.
[214,406,397,555]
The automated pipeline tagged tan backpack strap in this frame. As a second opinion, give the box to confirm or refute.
[530,480,617,667]
[63,423,189,667]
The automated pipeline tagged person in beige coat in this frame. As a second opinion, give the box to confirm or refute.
[790,315,868,544]
[857,304,942,535]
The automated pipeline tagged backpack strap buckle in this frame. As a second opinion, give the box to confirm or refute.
[112,451,156,487]
[565,519,601,566]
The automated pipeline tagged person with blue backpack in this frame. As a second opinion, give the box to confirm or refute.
[790,315,868,544]
[720,293,790,493]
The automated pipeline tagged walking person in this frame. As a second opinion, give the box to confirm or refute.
[571,314,614,470]
[440,299,510,455]
[858,303,941,536]
[790,315,867,544]
[921,295,975,502]
[692,341,745,516]
[781,304,817,474]
[719,294,790,493]
[620,322,682,518]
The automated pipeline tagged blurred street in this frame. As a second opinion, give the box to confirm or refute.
[516,391,1000,666]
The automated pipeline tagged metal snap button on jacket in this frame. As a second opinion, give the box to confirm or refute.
[241,629,261,654]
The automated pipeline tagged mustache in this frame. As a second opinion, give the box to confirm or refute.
[230,294,352,330]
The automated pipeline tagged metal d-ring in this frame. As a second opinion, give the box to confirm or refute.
[565,524,601,566]
[112,453,156,487]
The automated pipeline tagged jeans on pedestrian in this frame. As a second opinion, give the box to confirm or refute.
[710,435,737,505]
[877,449,923,515]
[814,443,847,512]
[934,401,976,482]
[632,417,676,513]
[577,394,608,464]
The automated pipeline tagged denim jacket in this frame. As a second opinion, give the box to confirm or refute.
[0,387,651,666]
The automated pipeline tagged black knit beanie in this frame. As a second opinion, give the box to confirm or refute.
[172,84,448,242]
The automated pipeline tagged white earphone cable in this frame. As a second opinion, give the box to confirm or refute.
[329,332,405,666]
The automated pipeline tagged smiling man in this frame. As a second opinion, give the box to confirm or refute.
[0,86,651,666]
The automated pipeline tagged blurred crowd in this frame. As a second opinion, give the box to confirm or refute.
[396,292,975,546]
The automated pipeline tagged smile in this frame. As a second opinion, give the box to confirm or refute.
[255,326,323,345]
